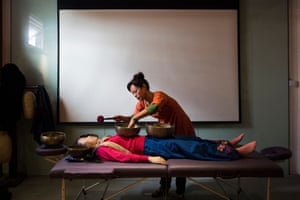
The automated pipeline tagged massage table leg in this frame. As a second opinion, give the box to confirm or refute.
[60,178,149,200]
[105,178,167,200]
[188,177,231,200]
[73,180,110,200]
[189,177,273,200]
[101,180,111,200]
[103,178,147,200]
[266,177,270,200]
[44,155,65,164]
[62,178,65,200]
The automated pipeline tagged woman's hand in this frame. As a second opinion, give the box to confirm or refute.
[113,115,130,122]
[127,117,137,128]
[148,156,167,165]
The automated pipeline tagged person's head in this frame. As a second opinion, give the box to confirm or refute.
[76,134,100,149]
[127,72,150,101]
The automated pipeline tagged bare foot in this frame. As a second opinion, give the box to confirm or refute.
[236,141,256,156]
[229,133,245,146]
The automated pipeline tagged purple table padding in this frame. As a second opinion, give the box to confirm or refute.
[50,152,283,180]
[50,158,167,179]
[167,152,283,178]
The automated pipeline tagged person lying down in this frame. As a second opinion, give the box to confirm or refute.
[77,133,256,165]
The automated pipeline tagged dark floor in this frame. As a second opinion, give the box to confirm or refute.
[2,175,300,200]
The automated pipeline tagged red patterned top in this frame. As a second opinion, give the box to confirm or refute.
[134,91,195,136]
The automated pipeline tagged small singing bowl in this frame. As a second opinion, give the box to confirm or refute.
[146,123,174,138]
[115,123,141,137]
[40,131,66,146]
[67,145,91,158]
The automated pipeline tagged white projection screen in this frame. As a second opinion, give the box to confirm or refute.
[58,3,239,123]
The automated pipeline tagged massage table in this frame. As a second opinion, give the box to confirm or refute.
[49,152,283,200]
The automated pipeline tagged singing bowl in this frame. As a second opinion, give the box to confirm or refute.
[146,123,174,138]
[67,145,91,158]
[40,131,66,146]
[115,123,141,137]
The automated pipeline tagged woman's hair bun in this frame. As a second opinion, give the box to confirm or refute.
[133,72,144,80]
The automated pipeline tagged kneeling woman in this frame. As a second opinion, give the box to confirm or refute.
[77,133,256,165]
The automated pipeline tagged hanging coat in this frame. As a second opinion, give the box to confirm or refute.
[31,85,55,144]
[0,63,26,130]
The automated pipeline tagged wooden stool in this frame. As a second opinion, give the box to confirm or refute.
[35,145,67,164]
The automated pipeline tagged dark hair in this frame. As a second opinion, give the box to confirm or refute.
[127,72,150,91]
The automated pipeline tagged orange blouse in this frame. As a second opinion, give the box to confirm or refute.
[134,91,195,136]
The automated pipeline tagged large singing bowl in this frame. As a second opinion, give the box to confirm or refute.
[67,145,91,158]
[115,123,141,137]
[40,131,66,146]
[146,123,174,138]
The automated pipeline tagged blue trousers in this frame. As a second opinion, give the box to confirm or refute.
[144,136,240,161]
